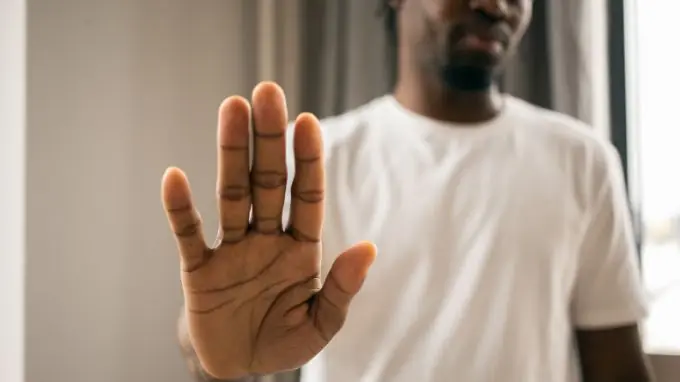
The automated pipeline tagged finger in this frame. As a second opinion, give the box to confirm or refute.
[250,81,288,234]
[313,242,377,341]
[216,96,252,244]
[287,113,324,242]
[161,167,209,271]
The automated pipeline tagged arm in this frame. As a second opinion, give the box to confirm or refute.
[177,308,257,382]
[576,325,654,382]
[571,144,654,382]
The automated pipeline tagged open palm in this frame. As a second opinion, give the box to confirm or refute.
[161,82,376,379]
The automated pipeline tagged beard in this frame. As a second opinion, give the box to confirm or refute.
[440,64,495,91]
[437,46,503,91]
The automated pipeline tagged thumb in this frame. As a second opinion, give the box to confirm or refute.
[313,241,377,341]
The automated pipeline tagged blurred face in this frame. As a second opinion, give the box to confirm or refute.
[397,0,532,90]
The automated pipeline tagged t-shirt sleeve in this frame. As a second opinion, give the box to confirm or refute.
[281,122,297,229]
[571,143,649,329]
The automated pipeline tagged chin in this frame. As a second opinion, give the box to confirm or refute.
[439,52,503,91]
[440,65,493,91]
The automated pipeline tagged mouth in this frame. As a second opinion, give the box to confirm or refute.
[458,33,505,55]
[454,24,511,56]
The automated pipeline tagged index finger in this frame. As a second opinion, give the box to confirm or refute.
[162,167,210,272]
[216,96,252,244]
[287,113,324,242]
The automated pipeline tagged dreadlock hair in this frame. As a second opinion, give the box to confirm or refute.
[380,0,398,47]
[378,0,399,88]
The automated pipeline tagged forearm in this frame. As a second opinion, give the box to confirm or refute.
[580,361,655,382]
[582,374,653,382]
[576,326,655,382]
[177,307,257,382]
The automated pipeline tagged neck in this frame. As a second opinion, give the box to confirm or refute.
[393,59,505,124]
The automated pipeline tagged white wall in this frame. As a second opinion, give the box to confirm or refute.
[0,0,26,381]
[21,1,258,381]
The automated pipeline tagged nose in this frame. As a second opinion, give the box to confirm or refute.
[469,0,509,19]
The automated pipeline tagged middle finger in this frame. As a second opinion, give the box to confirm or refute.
[250,82,288,234]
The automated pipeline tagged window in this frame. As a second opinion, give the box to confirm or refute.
[620,0,680,353]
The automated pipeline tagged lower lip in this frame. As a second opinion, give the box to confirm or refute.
[460,35,503,54]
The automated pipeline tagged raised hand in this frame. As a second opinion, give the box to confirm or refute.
[161,82,376,379]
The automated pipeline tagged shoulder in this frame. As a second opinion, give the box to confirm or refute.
[508,96,619,173]
[317,96,393,147]
[507,97,625,214]
[286,96,391,147]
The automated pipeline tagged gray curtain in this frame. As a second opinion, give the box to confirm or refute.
[296,0,393,118]
[502,0,602,125]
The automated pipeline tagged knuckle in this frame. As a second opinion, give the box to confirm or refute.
[251,170,287,189]
[176,220,200,237]
[252,217,281,234]
[292,189,324,203]
[218,185,249,201]
[296,156,321,164]
[288,226,320,243]
[219,226,247,244]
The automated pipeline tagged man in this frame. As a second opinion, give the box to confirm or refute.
[163,0,654,381]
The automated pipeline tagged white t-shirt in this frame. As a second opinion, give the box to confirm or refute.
[282,95,648,382]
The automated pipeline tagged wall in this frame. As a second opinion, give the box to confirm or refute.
[0,0,26,381]
[651,354,680,382]
[23,1,257,381]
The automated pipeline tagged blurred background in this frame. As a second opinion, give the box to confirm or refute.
[1,0,679,381]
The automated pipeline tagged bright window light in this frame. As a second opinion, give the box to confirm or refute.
[626,0,680,354]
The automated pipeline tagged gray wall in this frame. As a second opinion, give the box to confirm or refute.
[21,1,257,381]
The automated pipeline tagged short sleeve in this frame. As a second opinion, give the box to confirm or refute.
[571,144,649,329]
[281,122,297,229]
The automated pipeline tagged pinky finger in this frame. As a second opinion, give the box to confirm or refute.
[161,167,210,272]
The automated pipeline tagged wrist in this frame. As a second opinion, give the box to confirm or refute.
[178,308,253,381]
